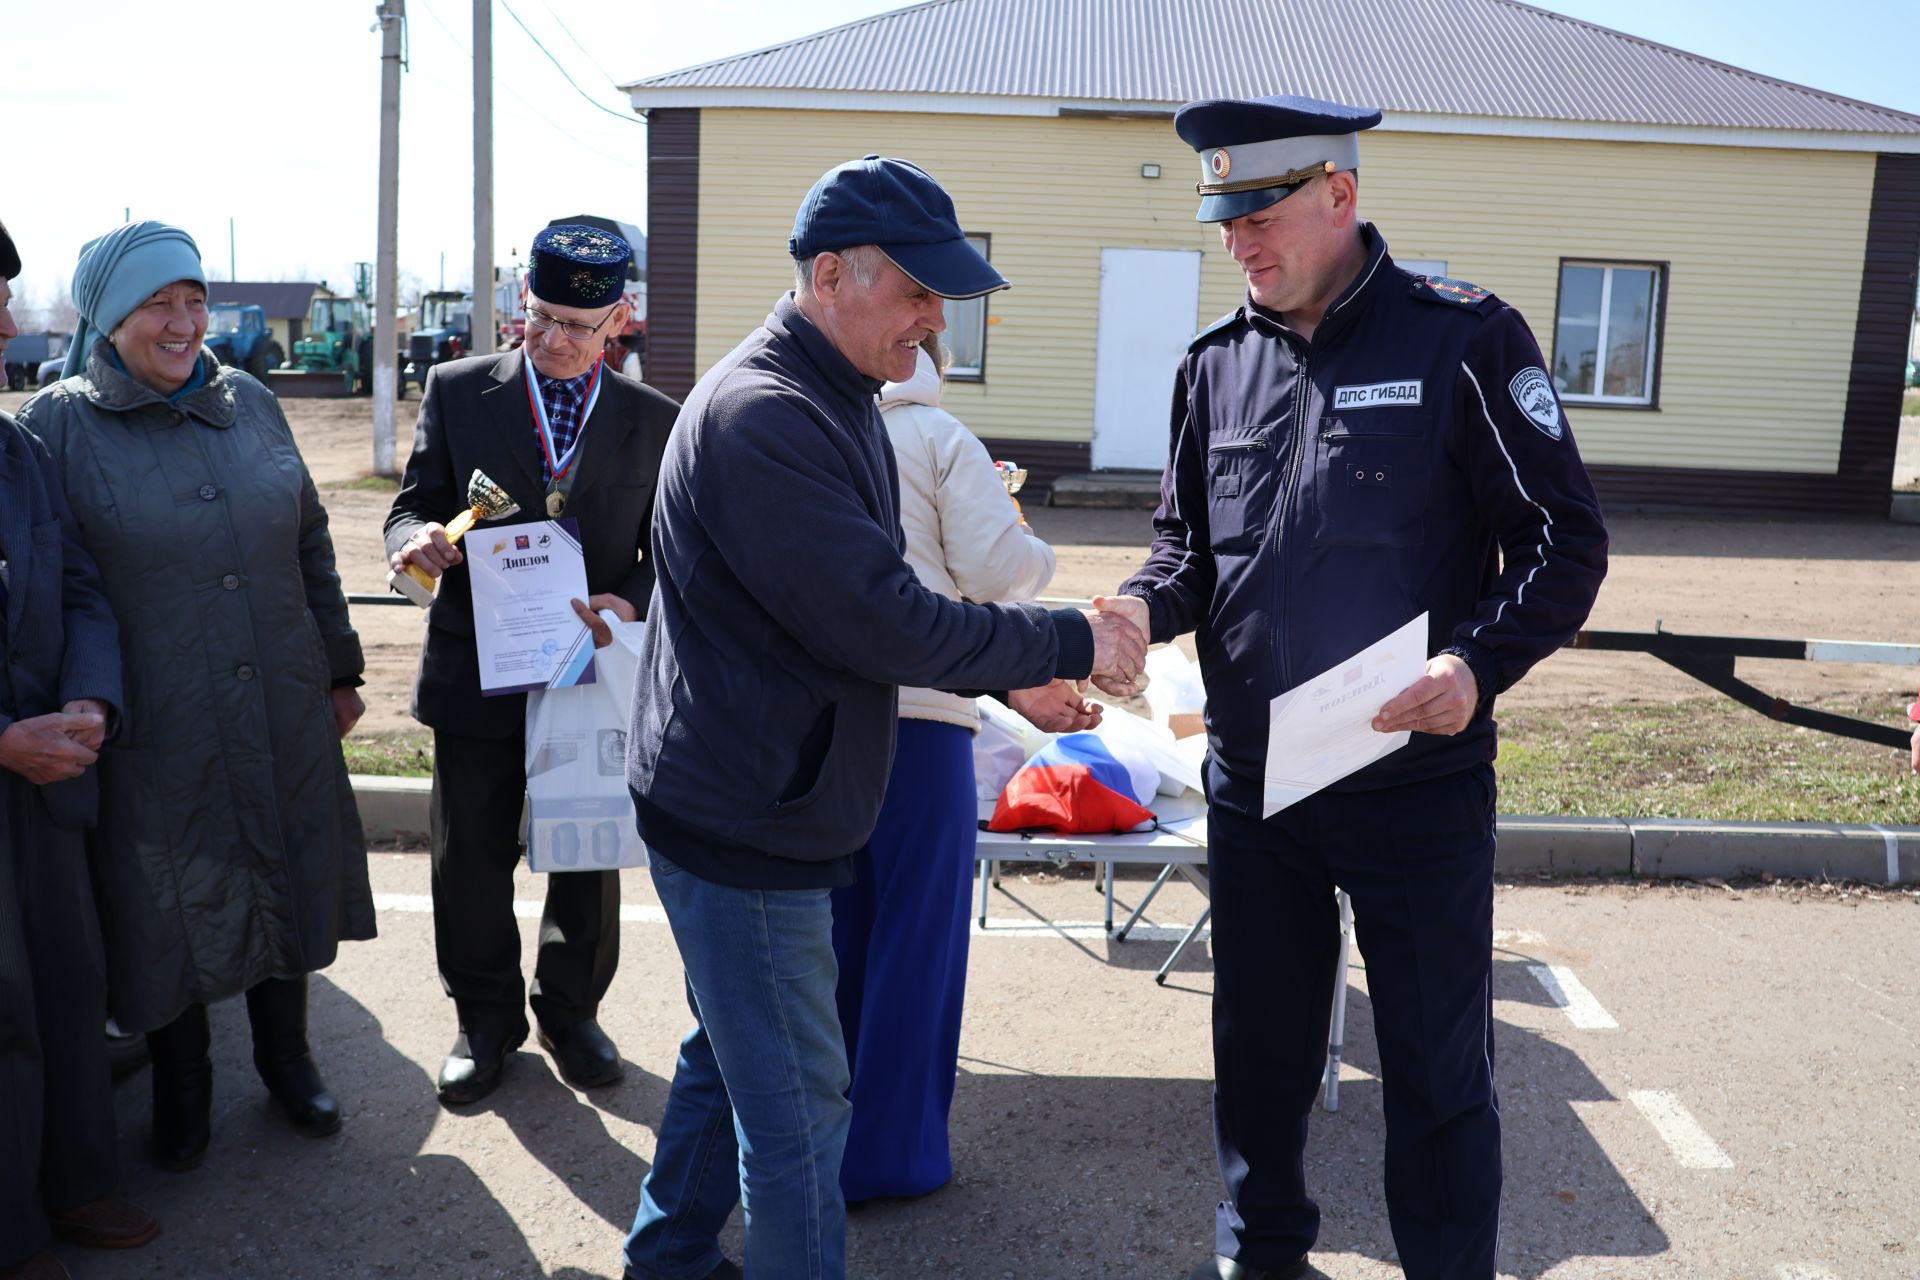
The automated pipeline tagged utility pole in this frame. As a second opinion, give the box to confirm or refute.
[372,0,405,476]
[471,0,495,356]
[228,218,236,280]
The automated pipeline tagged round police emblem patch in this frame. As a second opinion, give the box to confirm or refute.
[1210,148,1232,179]
[1508,367,1564,440]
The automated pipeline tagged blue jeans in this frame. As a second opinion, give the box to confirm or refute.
[623,852,851,1280]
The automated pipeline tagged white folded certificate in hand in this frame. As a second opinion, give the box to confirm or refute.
[1262,612,1428,817]
[470,517,597,696]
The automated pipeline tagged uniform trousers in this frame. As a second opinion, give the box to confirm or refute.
[830,718,976,1201]
[430,730,619,1036]
[1207,761,1501,1280]
[0,782,117,1268]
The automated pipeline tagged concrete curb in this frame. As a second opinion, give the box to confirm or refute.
[348,776,1919,885]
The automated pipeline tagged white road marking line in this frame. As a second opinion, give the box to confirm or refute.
[1629,1090,1734,1169]
[1774,1264,1839,1280]
[1528,964,1618,1029]
[372,894,1203,941]
[1869,824,1900,884]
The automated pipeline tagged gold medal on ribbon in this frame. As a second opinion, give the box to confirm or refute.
[546,490,567,518]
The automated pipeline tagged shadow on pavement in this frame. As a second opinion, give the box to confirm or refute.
[73,975,553,1279]
[878,951,1669,1277]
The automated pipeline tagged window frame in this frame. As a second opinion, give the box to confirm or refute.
[941,233,991,383]
[1550,258,1668,411]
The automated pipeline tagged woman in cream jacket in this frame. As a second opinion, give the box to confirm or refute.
[831,339,1055,1202]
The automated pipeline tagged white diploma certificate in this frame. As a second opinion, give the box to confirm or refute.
[1262,612,1429,817]
[469,517,597,696]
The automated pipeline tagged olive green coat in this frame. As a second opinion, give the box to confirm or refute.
[17,343,373,1033]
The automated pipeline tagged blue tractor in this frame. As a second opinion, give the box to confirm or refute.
[202,303,285,380]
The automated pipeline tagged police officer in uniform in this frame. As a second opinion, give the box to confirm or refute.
[1096,96,1609,1280]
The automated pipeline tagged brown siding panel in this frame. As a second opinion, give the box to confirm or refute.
[646,109,700,402]
[1592,152,1920,517]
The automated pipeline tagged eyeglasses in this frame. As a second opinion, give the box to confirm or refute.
[525,301,618,342]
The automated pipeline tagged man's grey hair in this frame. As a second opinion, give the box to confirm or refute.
[794,244,888,295]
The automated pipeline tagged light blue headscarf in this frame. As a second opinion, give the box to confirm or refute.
[62,220,207,379]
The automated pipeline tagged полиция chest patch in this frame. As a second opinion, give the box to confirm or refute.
[1330,380,1422,410]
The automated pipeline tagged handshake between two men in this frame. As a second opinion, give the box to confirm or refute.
[1032,592,1485,741]
[1001,595,1152,735]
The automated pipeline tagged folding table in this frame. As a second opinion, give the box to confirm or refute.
[973,793,1355,1111]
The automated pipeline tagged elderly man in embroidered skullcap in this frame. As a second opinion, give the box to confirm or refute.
[386,223,679,1107]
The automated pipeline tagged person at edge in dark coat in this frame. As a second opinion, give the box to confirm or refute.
[0,219,159,1280]
[385,223,679,1107]
[19,221,375,1175]
[1095,97,1608,1280]
[619,156,1144,1280]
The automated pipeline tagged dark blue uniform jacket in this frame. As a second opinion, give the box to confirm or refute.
[1121,226,1607,815]
[628,295,1094,889]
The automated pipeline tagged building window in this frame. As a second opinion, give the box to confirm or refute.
[1553,261,1664,406]
[1399,258,1448,278]
[942,234,990,381]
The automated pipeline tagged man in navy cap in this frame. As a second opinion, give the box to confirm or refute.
[386,223,679,1106]
[1096,97,1609,1279]
[618,155,1141,1280]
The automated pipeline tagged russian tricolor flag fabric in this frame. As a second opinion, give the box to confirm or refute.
[988,732,1158,834]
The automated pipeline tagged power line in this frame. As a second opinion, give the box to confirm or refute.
[409,0,637,164]
[535,0,621,88]
[497,0,642,126]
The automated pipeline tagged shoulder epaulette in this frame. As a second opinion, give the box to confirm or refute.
[1411,275,1498,313]
[1189,309,1244,350]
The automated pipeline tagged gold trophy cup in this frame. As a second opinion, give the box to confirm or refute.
[387,468,521,608]
[995,459,1029,525]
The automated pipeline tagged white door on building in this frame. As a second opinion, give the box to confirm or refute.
[1092,247,1202,470]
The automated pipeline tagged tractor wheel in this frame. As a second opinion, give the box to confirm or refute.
[246,341,286,381]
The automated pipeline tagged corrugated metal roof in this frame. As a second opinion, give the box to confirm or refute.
[209,282,323,319]
[622,0,1920,136]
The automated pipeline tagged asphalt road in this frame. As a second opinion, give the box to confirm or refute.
[60,858,1920,1280]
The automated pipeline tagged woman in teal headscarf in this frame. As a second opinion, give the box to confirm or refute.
[19,221,375,1173]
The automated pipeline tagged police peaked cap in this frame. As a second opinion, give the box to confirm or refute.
[1174,95,1383,223]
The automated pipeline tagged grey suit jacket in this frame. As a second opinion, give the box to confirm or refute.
[383,350,678,740]
[0,411,122,828]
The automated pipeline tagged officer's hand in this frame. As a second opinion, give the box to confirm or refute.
[1373,655,1479,737]
[392,522,460,578]
[1086,595,1151,698]
[1008,680,1104,734]
[0,714,102,784]
[571,599,614,649]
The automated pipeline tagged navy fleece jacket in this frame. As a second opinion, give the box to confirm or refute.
[627,294,1095,888]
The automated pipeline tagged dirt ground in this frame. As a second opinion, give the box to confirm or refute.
[5,388,1918,737]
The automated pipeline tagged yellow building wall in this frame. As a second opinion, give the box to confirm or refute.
[694,108,1877,473]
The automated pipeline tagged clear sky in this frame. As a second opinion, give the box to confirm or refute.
[1,0,1912,321]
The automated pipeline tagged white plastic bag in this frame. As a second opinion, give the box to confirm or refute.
[972,695,1052,800]
[524,615,648,872]
[1087,697,1205,798]
[1142,645,1208,724]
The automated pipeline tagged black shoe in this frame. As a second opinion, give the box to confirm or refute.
[437,1024,528,1107]
[1183,1256,1310,1280]
[537,1017,624,1089]
[624,1263,740,1280]
[147,1004,212,1172]
[246,975,342,1137]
